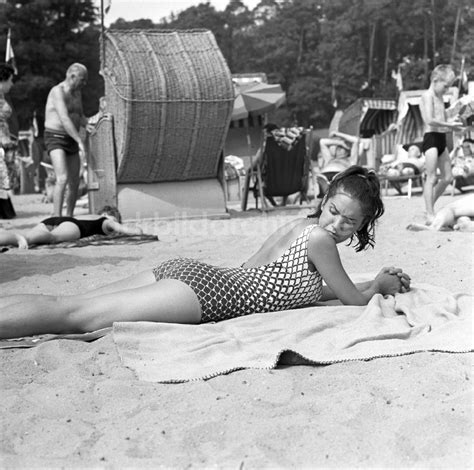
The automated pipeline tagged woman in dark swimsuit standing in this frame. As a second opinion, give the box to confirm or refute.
[0,205,143,249]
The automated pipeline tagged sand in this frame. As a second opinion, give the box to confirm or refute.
[0,190,473,468]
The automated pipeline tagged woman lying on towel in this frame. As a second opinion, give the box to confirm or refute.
[406,194,474,232]
[0,166,411,340]
[0,205,143,249]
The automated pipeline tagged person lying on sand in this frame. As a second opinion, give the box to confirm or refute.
[0,166,411,340]
[406,194,474,232]
[0,205,143,249]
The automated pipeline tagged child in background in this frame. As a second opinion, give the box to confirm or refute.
[419,64,464,223]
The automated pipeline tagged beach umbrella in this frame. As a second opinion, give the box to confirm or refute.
[230,82,286,153]
[230,83,286,210]
[231,82,286,121]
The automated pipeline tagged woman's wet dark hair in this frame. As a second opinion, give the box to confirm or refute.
[310,165,384,251]
[0,63,15,82]
[99,205,122,223]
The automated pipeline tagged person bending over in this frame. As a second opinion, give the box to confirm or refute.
[0,166,411,340]
[0,205,143,249]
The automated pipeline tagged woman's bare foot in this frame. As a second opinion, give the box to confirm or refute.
[406,223,430,231]
[425,213,435,225]
[15,234,28,249]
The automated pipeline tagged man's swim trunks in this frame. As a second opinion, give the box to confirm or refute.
[422,132,447,156]
[152,224,323,323]
[44,129,79,155]
[41,217,107,238]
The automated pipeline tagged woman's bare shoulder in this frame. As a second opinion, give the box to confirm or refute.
[291,217,318,231]
[307,226,341,258]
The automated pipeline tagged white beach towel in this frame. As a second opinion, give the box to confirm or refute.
[113,283,473,383]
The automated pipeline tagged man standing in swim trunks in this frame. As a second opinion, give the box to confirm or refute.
[419,64,464,223]
[44,63,89,216]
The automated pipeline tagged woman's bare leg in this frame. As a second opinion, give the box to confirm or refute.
[0,271,152,308]
[24,224,55,245]
[0,294,38,310]
[0,229,28,248]
[408,195,474,231]
[407,207,455,231]
[428,207,456,230]
[0,279,201,340]
[78,270,156,298]
[451,194,474,219]
[24,222,81,246]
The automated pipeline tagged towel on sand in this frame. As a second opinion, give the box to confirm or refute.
[30,233,158,249]
[0,328,111,349]
[113,283,473,383]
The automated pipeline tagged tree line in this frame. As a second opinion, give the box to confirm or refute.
[1,0,473,131]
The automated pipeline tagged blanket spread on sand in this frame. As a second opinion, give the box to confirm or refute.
[0,328,112,349]
[113,284,473,383]
[32,233,159,248]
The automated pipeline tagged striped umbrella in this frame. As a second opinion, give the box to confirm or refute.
[232,82,286,121]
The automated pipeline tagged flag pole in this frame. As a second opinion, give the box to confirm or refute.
[100,0,106,71]
[458,55,465,97]
[5,28,18,75]
[5,28,10,62]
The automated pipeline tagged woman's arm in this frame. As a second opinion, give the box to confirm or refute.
[330,131,358,144]
[319,138,336,165]
[307,228,409,305]
[320,280,373,302]
[331,131,361,164]
[103,220,143,236]
[320,271,409,302]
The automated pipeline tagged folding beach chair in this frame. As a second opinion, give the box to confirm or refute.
[378,160,424,198]
[241,131,310,211]
[378,171,424,198]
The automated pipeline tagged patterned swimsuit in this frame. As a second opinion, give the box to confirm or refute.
[153,224,322,323]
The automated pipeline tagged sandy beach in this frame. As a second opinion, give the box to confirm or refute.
[0,189,472,468]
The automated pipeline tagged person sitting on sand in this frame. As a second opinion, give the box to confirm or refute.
[0,166,411,340]
[0,205,143,249]
[407,194,474,232]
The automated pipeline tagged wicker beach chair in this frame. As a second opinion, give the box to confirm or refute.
[88,29,234,219]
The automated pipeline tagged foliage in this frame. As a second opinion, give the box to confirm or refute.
[0,0,101,129]
[0,0,473,130]
[158,0,474,127]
